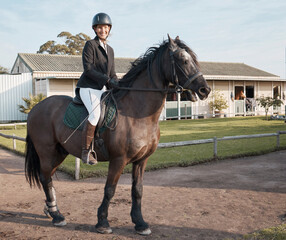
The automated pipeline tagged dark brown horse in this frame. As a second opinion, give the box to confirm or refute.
[25,35,211,235]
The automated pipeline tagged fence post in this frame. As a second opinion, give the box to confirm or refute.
[213,137,217,158]
[75,157,80,180]
[13,134,16,150]
[277,131,280,148]
[185,104,187,120]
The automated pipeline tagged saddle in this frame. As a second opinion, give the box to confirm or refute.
[63,91,117,160]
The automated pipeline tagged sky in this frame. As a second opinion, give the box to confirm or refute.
[0,0,286,78]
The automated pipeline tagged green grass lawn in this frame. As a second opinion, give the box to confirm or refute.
[241,223,286,240]
[1,116,286,178]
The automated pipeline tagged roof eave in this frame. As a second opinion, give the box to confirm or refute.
[205,75,281,81]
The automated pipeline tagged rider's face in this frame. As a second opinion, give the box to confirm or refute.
[94,24,110,41]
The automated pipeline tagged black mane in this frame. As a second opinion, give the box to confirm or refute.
[119,41,168,86]
[117,38,198,90]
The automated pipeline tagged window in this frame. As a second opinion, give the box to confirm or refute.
[246,86,254,98]
[273,85,281,99]
[235,86,245,100]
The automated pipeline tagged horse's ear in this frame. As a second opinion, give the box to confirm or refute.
[168,34,177,51]
[175,36,180,41]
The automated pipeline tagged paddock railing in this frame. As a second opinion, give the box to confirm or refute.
[1,130,286,180]
[0,122,27,129]
[157,131,286,157]
[0,132,26,150]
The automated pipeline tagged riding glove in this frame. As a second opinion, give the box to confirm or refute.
[108,78,119,88]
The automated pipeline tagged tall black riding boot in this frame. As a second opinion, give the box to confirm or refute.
[81,121,97,165]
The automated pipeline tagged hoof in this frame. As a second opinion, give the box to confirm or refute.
[44,206,66,227]
[96,226,113,234]
[136,228,152,236]
[53,220,67,227]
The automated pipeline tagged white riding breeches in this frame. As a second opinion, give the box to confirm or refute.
[79,88,104,126]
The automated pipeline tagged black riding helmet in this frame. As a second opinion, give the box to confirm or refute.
[92,13,112,29]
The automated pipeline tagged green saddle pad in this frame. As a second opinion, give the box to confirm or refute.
[63,102,88,130]
[63,99,116,133]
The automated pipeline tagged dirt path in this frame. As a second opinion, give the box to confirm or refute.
[0,148,286,240]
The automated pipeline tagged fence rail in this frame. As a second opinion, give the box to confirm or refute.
[0,122,27,129]
[1,131,286,180]
[0,132,25,150]
[157,131,286,157]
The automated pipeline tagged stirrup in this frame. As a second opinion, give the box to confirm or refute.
[88,149,98,165]
[81,149,97,165]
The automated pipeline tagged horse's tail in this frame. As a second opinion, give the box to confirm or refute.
[25,134,41,189]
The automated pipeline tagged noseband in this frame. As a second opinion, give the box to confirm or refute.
[169,50,203,92]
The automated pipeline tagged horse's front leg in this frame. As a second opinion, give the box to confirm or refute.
[95,160,125,234]
[131,159,151,235]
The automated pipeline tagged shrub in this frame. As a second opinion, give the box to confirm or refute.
[18,93,46,114]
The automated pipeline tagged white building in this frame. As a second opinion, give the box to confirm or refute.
[9,53,285,121]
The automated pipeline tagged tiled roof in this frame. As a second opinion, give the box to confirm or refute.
[17,53,278,77]
[19,53,82,72]
[18,53,133,73]
[199,61,277,77]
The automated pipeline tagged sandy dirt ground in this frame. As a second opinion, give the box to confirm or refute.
[0,148,286,240]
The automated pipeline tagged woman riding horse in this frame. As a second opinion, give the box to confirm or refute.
[77,13,119,165]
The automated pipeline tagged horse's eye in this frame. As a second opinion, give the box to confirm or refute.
[184,60,188,65]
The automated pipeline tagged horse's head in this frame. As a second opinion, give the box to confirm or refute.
[167,35,211,102]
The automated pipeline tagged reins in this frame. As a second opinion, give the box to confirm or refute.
[114,86,179,93]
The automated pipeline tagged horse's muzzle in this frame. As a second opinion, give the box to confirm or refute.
[198,86,211,100]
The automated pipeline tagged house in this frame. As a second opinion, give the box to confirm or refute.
[10,53,284,120]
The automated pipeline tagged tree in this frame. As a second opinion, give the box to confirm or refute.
[208,90,229,116]
[18,93,46,114]
[37,32,91,55]
[256,95,283,120]
[0,65,9,74]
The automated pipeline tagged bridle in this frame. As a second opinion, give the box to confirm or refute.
[115,48,203,94]
[169,49,203,93]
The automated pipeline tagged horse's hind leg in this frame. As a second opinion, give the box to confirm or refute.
[131,159,151,235]
[41,175,66,226]
[38,149,67,227]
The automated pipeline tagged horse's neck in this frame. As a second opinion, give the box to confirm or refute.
[121,65,167,120]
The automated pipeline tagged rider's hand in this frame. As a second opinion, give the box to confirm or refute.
[108,78,119,88]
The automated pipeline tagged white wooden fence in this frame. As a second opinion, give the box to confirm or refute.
[1,130,286,180]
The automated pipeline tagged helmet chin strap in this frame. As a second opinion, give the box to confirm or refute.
[94,30,109,43]
[97,36,108,44]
